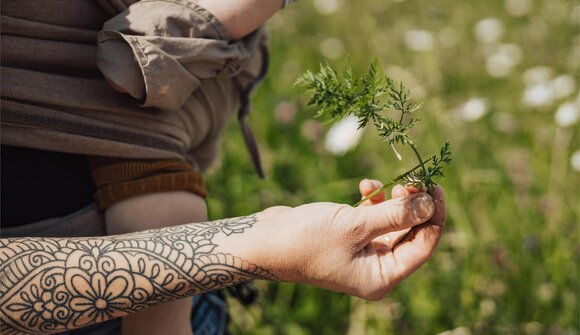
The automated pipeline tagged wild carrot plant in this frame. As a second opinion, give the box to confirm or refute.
[296,60,452,207]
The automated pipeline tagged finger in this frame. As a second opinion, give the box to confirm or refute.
[382,186,446,283]
[404,185,425,194]
[372,185,409,251]
[355,192,435,244]
[390,184,408,199]
[358,179,386,206]
[371,228,411,252]
[391,184,426,199]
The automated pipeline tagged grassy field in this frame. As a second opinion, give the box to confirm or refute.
[205,0,580,334]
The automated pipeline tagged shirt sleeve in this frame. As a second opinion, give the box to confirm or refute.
[96,0,268,111]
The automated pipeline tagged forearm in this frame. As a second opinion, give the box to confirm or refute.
[0,214,276,334]
[197,0,285,40]
[0,187,446,333]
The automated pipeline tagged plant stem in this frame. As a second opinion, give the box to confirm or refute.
[406,139,430,188]
[352,183,391,208]
[352,157,434,207]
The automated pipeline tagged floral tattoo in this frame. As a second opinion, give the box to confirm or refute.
[0,215,275,334]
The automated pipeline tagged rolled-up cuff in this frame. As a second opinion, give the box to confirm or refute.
[96,0,267,111]
[87,157,207,210]
[98,31,200,110]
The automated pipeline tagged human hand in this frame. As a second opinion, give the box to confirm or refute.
[359,180,431,252]
[250,181,446,300]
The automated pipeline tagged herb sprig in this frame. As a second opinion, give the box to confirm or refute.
[296,60,452,207]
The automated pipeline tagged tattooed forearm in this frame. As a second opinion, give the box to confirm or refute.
[0,215,275,334]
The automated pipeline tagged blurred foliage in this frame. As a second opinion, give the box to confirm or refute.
[205,0,580,333]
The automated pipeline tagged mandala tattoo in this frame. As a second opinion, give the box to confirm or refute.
[0,215,276,334]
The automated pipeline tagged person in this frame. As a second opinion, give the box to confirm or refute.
[0,0,447,334]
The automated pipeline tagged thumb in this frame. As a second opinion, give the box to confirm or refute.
[355,192,435,245]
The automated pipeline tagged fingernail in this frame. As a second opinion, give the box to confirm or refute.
[371,180,382,188]
[411,194,435,219]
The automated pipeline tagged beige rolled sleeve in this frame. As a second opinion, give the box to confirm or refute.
[96,0,267,111]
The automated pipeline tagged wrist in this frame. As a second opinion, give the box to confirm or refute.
[209,212,287,282]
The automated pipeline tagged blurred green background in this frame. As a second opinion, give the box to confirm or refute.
[205,0,580,334]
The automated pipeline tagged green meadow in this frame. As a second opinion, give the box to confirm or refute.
[206,0,580,333]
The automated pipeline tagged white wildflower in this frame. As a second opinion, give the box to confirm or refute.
[479,298,497,318]
[522,66,553,85]
[554,101,579,127]
[522,83,555,107]
[324,115,363,155]
[313,0,343,15]
[499,44,523,64]
[504,0,532,17]
[474,18,504,44]
[486,53,511,78]
[571,150,580,172]
[537,283,556,302]
[522,322,543,335]
[455,98,488,122]
[320,37,345,60]
[405,29,434,52]
[552,74,577,99]
[486,44,522,78]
